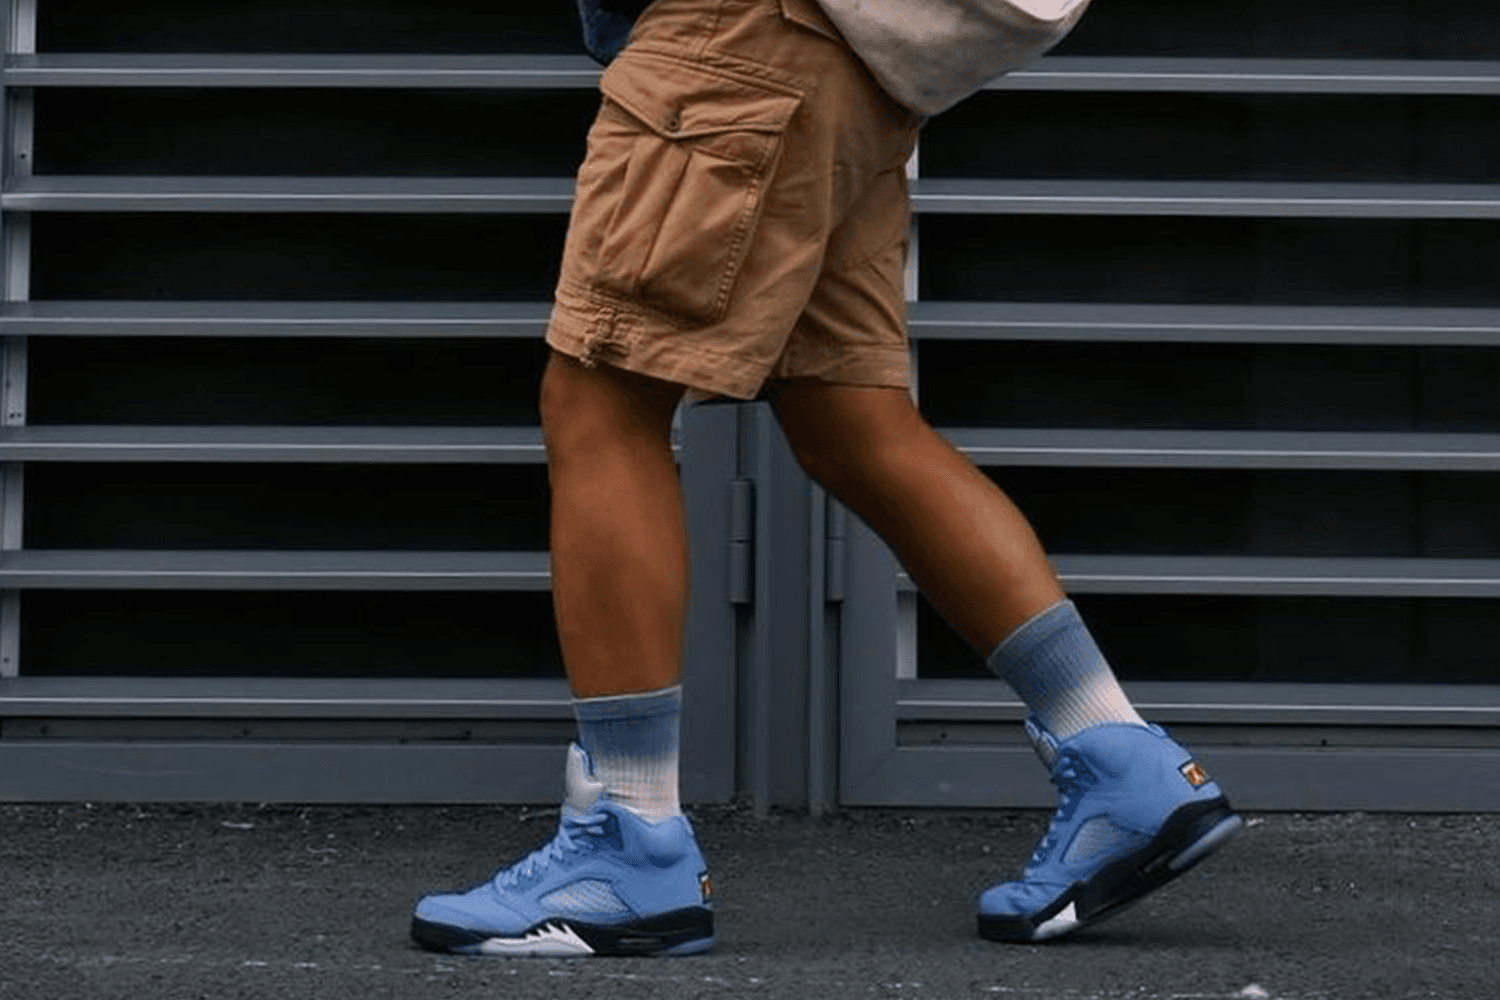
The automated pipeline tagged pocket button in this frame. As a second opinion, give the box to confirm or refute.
[664,108,682,134]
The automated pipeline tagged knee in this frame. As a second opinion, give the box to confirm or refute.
[538,352,583,432]
[781,423,856,491]
[538,355,589,460]
[539,351,682,457]
[772,382,926,490]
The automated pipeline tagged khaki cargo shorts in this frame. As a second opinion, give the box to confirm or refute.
[545,0,924,401]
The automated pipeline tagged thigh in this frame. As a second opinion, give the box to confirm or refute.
[768,162,914,392]
[769,377,924,479]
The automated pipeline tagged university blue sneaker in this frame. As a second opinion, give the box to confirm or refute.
[978,716,1244,942]
[411,744,714,957]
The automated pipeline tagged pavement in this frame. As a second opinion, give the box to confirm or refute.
[1,801,1495,1000]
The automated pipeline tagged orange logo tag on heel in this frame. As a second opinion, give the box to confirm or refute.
[1179,761,1211,788]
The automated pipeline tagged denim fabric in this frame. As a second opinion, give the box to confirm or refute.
[576,0,651,65]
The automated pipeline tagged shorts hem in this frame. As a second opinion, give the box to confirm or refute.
[546,290,911,403]
[773,354,910,390]
[547,291,770,401]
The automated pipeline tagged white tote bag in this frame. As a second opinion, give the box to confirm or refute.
[815,0,1092,115]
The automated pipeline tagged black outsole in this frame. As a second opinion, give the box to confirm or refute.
[978,798,1245,943]
[411,905,714,957]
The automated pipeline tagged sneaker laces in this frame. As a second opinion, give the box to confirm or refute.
[1024,752,1088,876]
[494,807,612,890]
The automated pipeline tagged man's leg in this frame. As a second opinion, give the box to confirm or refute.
[539,350,688,700]
[772,378,1149,737]
[410,352,714,957]
[771,380,1063,653]
[540,350,697,820]
[771,378,1242,942]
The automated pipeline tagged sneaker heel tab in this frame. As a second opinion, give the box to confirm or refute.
[1023,714,1060,768]
[564,742,606,811]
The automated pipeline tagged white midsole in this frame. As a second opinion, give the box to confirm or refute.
[475,922,596,957]
[1032,902,1081,940]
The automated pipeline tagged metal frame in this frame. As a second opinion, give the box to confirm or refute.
[0,0,29,688]
[841,511,1500,812]
[1,1,1496,808]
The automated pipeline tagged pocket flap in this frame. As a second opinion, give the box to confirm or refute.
[601,51,802,139]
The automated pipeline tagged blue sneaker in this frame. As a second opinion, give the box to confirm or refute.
[411,744,714,957]
[978,716,1244,942]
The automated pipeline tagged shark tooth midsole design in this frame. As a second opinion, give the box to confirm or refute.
[411,905,714,958]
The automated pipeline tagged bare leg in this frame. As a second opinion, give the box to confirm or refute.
[770,379,1064,653]
[539,350,689,698]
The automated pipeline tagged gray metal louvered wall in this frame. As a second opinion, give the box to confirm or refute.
[0,0,736,801]
[836,0,1500,812]
[1,0,1497,809]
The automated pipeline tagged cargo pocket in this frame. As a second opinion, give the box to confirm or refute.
[587,51,803,324]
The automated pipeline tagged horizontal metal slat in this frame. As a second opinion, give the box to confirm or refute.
[991,57,1500,96]
[0,300,550,337]
[0,676,571,718]
[5,301,1499,346]
[1,175,573,213]
[1060,555,1500,597]
[2,53,602,88]
[941,428,1500,471]
[7,55,1496,96]
[8,177,1497,218]
[0,549,552,590]
[897,556,1500,597]
[910,179,1500,219]
[896,679,1500,727]
[0,742,573,802]
[0,425,551,463]
[6,300,1498,347]
[907,301,1500,346]
[844,742,1500,811]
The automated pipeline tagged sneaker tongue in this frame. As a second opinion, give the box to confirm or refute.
[1023,715,1060,770]
[563,742,606,812]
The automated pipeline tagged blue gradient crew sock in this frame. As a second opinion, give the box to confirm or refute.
[573,685,682,822]
[985,599,1146,741]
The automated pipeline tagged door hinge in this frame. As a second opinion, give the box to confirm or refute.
[729,477,755,604]
[824,497,847,603]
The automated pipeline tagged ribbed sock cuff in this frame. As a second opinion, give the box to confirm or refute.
[986,599,1144,741]
[573,685,682,820]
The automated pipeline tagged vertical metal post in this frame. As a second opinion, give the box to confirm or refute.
[806,490,846,816]
[895,144,921,682]
[905,142,920,412]
[0,0,9,680]
[805,483,828,815]
[677,400,742,803]
[0,0,37,680]
[745,403,774,816]
[737,401,823,814]
[904,143,919,309]
[9,0,33,54]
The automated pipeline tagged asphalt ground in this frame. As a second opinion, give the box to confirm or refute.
[1,802,1495,1000]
